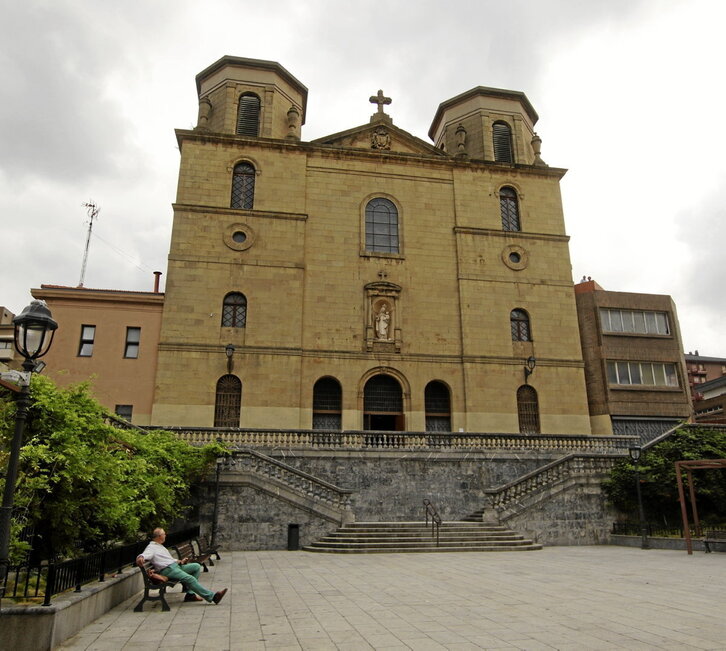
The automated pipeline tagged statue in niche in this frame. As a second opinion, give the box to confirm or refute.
[375,304,391,340]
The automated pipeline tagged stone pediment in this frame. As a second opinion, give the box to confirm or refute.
[312,120,445,157]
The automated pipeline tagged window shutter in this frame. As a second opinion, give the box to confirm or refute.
[236,94,260,136]
[492,122,514,163]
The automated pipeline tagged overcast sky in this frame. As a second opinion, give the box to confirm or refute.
[2,0,724,355]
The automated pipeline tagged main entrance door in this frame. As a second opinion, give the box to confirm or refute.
[363,374,404,431]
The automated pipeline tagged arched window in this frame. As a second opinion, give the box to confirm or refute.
[500,186,520,231]
[312,377,342,430]
[231,162,255,209]
[364,374,404,431]
[510,309,531,341]
[365,198,399,254]
[425,381,451,432]
[492,121,514,163]
[236,93,260,136]
[214,375,242,427]
[222,292,247,328]
[517,385,540,434]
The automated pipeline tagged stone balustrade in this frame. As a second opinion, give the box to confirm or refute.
[485,453,619,513]
[225,448,353,512]
[154,426,635,454]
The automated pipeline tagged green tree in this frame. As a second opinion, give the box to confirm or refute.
[0,375,224,561]
[603,427,726,526]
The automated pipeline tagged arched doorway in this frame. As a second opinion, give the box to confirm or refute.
[364,374,404,431]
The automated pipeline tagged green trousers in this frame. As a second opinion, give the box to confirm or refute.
[160,562,215,602]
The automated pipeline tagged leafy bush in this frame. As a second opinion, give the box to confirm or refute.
[0,375,224,562]
[603,426,726,526]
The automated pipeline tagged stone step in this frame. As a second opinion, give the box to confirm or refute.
[304,520,541,553]
[303,543,543,553]
[320,532,523,541]
[311,538,532,548]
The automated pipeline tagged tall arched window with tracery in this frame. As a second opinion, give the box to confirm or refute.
[214,375,242,427]
[365,197,399,254]
[510,309,531,341]
[222,292,247,328]
[517,385,540,434]
[492,121,514,162]
[312,377,342,430]
[425,381,451,432]
[500,186,520,231]
[231,162,255,209]
[236,93,260,136]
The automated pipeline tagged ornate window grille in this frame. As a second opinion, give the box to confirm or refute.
[425,381,451,432]
[510,309,531,341]
[214,375,242,427]
[312,377,342,430]
[231,162,255,209]
[500,186,520,231]
[492,121,514,163]
[517,385,540,434]
[365,198,399,253]
[236,94,260,136]
[221,292,247,328]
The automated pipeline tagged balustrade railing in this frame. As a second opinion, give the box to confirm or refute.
[155,426,635,454]
[484,454,618,513]
[228,449,353,511]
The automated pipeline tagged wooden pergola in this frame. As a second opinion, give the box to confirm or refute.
[675,458,726,554]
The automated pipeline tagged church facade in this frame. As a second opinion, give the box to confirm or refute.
[150,55,593,435]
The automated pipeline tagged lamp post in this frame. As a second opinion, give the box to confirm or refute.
[628,446,650,549]
[210,438,224,550]
[0,300,58,591]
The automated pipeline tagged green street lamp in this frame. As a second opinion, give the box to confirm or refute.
[0,300,58,594]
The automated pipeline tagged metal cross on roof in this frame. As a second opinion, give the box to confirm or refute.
[369,89,392,114]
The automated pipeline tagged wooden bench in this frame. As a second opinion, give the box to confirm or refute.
[172,540,212,572]
[133,558,180,612]
[195,536,221,564]
[704,530,726,553]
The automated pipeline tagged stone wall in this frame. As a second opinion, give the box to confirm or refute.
[200,449,617,549]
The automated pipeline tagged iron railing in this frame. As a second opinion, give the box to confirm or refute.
[611,522,726,538]
[423,499,441,547]
[1,526,199,606]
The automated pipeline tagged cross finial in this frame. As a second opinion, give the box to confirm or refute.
[369,89,392,114]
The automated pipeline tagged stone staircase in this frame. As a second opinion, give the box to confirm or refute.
[302,521,542,553]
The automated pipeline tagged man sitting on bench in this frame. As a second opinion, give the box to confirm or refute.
[137,527,227,604]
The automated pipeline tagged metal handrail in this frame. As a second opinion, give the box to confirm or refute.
[423,499,441,547]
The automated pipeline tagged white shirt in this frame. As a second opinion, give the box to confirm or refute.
[141,541,176,570]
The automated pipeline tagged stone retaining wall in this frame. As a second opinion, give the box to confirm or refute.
[0,565,141,651]
[200,449,618,549]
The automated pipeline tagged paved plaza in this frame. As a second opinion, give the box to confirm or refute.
[58,546,725,650]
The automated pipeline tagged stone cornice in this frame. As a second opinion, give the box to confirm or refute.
[174,129,567,178]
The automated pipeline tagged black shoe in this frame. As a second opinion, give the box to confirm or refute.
[184,593,203,602]
[212,588,228,604]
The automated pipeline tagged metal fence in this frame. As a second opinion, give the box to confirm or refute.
[1,526,199,606]
[610,522,726,538]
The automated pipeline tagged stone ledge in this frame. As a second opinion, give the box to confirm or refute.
[0,565,142,651]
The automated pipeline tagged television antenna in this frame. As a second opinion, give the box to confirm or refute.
[78,201,100,287]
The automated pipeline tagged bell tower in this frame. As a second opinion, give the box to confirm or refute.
[428,86,545,165]
[194,56,307,140]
